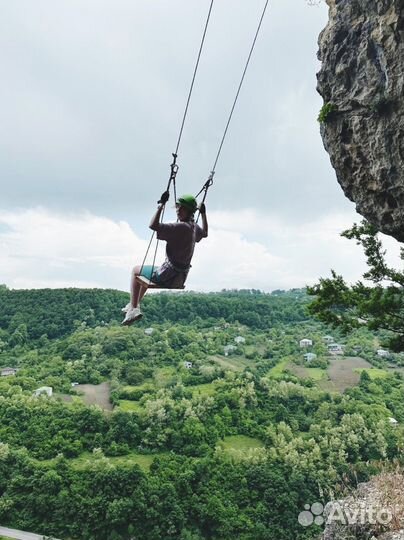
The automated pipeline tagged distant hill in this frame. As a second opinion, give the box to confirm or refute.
[0,287,127,339]
[0,286,310,339]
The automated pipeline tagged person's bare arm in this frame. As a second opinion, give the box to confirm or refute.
[150,190,170,230]
[149,204,165,231]
[200,203,208,237]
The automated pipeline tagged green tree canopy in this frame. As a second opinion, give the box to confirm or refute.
[308,221,404,351]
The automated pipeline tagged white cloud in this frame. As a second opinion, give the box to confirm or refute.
[188,228,288,292]
[1,207,401,293]
[0,0,338,222]
[0,208,145,289]
[0,3,401,295]
[188,210,360,291]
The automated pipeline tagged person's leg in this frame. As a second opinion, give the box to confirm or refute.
[123,264,159,324]
[137,283,148,306]
[122,266,146,325]
[130,265,148,308]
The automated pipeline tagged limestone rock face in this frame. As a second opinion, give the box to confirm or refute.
[317,0,404,242]
[321,474,404,540]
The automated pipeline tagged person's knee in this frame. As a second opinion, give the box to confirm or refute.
[132,265,141,277]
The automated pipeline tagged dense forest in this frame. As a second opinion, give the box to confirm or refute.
[0,287,403,540]
[0,285,308,339]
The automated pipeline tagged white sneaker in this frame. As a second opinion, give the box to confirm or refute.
[121,307,143,326]
[121,302,131,313]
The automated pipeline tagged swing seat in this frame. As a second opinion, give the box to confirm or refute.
[136,275,185,290]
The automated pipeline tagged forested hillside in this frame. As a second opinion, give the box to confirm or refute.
[0,285,308,339]
[0,287,403,540]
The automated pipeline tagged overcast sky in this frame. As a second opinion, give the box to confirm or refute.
[1,0,401,292]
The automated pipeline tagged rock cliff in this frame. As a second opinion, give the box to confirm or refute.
[321,472,404,540]
[317,0,404,242]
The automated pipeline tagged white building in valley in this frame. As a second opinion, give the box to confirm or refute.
[303,353,317,363]
[224,345,237,357]
[1,367,17,377]
[328,343,344,355]
[34,386,53,397]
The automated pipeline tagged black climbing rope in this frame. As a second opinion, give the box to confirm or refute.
[175,0,215,157]
[196,0,270,222]
[212,0,269,173]
[140,1,215,278]
[141,0,270,272]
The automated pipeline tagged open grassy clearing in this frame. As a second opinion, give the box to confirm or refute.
[288,364,327,381]
[270,356,388,393]
[219,435,265,451]
[73,382,113,411]
[118,400,143,412]
[70,451,160,472]
[34,452,159,473]
[268,359,289,377]
[187,382,218,397]
[303,367,327,381]
[210,355,252,372]
[216,435,265,461]
[291,357,403,392]
[319,356,373,393]
[122,381,154,393]
[354,368,390,379]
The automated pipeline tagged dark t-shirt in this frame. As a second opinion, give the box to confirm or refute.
[156,221,206,267]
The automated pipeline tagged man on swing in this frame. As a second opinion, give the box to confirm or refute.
[122,192,208,325]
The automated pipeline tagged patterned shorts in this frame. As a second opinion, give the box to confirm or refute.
[140,261,188,287]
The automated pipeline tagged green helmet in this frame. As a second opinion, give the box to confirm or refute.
[176,194,198,213]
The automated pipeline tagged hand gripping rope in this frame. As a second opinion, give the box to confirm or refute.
[139,1,215,284]
[140,0,270,278]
